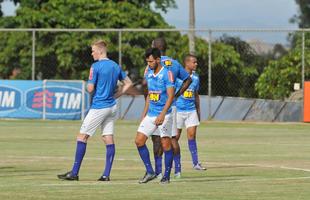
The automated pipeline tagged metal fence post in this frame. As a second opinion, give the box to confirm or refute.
[32,30,36,80]
[208,30,212,119]
[302,31,305,88]
[118,30,122,120]
[302,30,305,122]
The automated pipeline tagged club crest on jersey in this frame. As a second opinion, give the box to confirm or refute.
[164,60,172,66]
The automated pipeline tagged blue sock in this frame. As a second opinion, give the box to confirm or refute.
[173,153,181,174]
[137,145,154,174]
[103,144,115,177]
[164,149,173,180]
[154,155,162,175]
[71,141,87,176]
[188,139,198,166]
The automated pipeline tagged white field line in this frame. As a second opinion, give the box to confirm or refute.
[0,176,308,188]
[207,162,310,173]
[37,176,310,187]
[3,155,310,173]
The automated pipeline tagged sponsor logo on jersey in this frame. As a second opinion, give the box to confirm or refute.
[164,60,172,66]
[149,91,161,102]
[0,86,22,112]
[26,86,85,115]
[183,90,193,98]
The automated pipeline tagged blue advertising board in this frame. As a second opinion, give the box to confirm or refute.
[0,80,90,120]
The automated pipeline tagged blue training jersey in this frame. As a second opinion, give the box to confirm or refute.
[88,58,126,109]
[145,56,189,106]
[145,67,175,117]
[176,73,200,112]
[160,56,189,82]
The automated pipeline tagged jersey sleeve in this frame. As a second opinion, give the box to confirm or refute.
[195,76,200,91]
[88,65,97,85]
[165,70,175,88]
[118,66,127,81]
[175,60,190,81]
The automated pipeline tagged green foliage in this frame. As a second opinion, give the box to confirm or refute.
[255,33,310,100]
[1,0,279,98]
[0,0,171,80]
[291,0,310,28]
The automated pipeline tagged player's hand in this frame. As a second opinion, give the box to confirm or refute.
[155,113,165,126]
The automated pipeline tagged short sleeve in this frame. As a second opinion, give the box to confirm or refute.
[195,76,200,91]
[88,65,97,84]
[165,70,175,88]
[118,66,127,81]
[175,60,190,81]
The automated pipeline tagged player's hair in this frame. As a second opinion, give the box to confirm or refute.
[145,48,161,59]
[91,40,107,54]
[151,38,167,53]
[184,54,197,64]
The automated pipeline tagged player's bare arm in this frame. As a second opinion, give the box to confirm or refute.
[141,95,150,121]
[155,86,175,126]
[175,77,192,98]
[87,83,95,93]
[195,91,201,121]
[114,76,133,98]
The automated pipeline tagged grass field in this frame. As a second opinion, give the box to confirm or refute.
[0,120,310,200]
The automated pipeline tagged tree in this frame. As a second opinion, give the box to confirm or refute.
[255,35,310,100]
[290,0,310,28]
[0,0,175,80]
[1,0,255,98]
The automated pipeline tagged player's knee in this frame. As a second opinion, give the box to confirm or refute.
[135,138,144,147]
[187,134,196,140]
[77,133,89,143]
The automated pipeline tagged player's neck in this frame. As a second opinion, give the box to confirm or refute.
[154,65,163,75]
[98,54,108,60]
[185,68,192,75]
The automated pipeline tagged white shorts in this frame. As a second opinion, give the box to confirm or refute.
[80,104,117,136]
[137,114,173,138]
[177,110,200,129]
[152,106,177,137]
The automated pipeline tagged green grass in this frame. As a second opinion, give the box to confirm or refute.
[1,120,310,200]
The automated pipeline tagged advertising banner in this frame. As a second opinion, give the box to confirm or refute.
[0,80,89,120]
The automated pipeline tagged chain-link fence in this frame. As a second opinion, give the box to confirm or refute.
[0,28,309,101]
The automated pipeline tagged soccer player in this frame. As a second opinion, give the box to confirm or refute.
[150,38,192,178]
[57,40,133,181]
[175,54,206,171]
[135,48,175,184]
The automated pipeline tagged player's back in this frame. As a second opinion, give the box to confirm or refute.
[90,59,124,109]
[161,56,189,82]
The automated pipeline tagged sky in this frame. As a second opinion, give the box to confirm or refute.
[160,0,299,44]
[1,0,300,43]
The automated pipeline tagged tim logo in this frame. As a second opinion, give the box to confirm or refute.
[0,86,21,112]
[26,86,84,114]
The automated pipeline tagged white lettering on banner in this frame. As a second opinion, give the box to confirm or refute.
[54,92,81,109]
[62,93,68,109]
[0,91,15,108]
[67,93,81,109]
[54,93,64,109]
